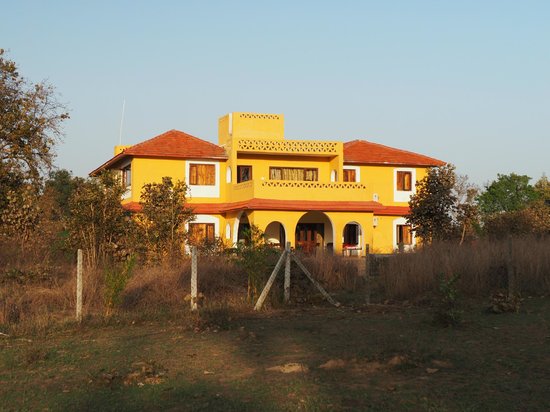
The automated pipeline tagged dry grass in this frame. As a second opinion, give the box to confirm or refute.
[3,235,548,334]
[381,235,550,300]
[299,252,360,291]
[0,253,250,334]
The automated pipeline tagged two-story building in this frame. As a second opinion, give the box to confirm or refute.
[91,112,445,254]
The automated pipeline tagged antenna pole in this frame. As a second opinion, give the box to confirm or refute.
[118,98,126,145]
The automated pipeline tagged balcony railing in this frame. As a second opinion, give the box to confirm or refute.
[236,139,339,156]
[229,179,369,202]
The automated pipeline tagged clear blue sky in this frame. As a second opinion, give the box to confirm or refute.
[2,0,548,186]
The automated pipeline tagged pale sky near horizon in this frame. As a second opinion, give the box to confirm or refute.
[1,0,548,186]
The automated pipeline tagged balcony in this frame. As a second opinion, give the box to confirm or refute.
[229,179,369,202]
[236,139,340,156]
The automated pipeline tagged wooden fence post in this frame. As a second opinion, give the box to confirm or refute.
[191,246,198,311]
[254,250,287,311]
[76,249,83,323]
[284,242,291,303]
[364,244,371,305]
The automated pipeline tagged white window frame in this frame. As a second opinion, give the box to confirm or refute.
[186,160,220,198]
[185,215,220,251]
[120,160,132,200]
[343,166,360,183]
[392,217,415,251]
[393,167,416,202]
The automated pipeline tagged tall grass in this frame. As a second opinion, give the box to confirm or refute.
[0,253,250,334]
[381,236,550,300]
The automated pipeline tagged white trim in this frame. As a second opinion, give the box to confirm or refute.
[185,215,220,237]
[233,211,244,244]
[225,223,231,240]
[343,165,360,182]
[393,167,416,202]
[392,217,415,251]
[119,159,132,200]
[186,160,221,198]
[226,166,232,183]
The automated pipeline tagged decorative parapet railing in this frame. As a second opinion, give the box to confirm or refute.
[233,180,254,190]
[261,181,366,190]
[236,139,339,155]
[229,179,369,202]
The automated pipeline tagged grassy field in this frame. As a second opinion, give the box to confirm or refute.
[1,295,549,411]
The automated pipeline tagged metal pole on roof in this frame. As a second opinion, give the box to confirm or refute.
[118,98,126,145]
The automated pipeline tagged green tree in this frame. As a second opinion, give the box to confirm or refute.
[44,169,83,220]
[138,177,193,262]
[407,164,458,243]
[0,49,69,220]
[477,173,538,215]
[534,174,550,202]
[67,171,130,268]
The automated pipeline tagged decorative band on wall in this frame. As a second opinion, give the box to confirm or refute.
[261,181,366,190]
[237,139,339,154]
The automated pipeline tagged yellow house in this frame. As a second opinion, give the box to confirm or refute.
[91,112,445,254]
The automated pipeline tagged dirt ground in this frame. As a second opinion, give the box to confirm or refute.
[1,296,549,411]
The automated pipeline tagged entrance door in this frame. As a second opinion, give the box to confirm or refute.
[295,223,324,253]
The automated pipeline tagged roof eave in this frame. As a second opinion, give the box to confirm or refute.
[89,152,128,176]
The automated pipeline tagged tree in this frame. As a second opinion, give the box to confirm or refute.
[477,173,538,215]
[0,49,69,219]
[138,177,193,262]
[67,172,130,268]
[44,169,83,221]
[407,164,458,243]
[534,174,550,202]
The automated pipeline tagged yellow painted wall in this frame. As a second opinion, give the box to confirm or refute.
[248,210,374,255]
[236,154,334,182]
[127,157,227,205]
[130,158,186,203]
[231,112,284,140]
[355,165,429,206]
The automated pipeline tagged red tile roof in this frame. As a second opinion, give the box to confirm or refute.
[90,130,227,175]
[122,199,410,216]
[343,140,445,167]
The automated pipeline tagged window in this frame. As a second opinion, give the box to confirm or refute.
[188,223,215,244]
[343,169,356,182]
[343,224,359,245]
[396,171,412,191]
[189,163,215,186]
[122,165,131,188]
[396,225,412,245]
[269,167,318,181]
[237,165,252,183]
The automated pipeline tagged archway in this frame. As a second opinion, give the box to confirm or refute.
[342,221,363,256]
[295,211,334,254]
[265,221,286,248]
[233,211,251,245]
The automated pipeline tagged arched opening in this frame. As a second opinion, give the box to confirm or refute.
[236,212,251,244]
[265,221,286,248]
[295,211,334,254]
[342,222,363,256]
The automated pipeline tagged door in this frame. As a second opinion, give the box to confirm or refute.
[295,224,324,253]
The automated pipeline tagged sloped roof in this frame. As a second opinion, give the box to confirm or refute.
[344,140,445,167]
[122,199,410,216]
[90,130,227,175]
